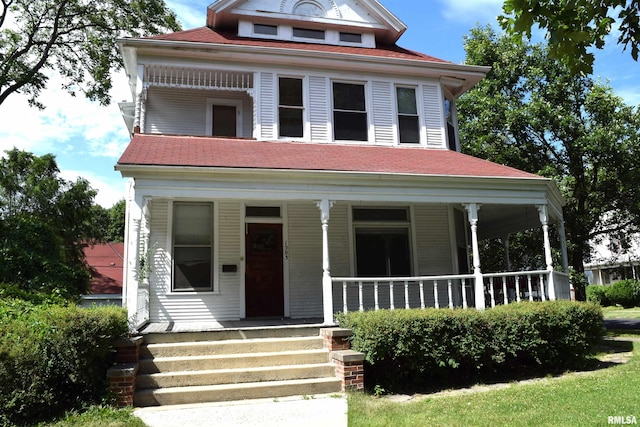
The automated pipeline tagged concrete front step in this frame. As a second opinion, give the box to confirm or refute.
[137,363,336,389]
[140,336,324,359]
[142,326,322,344]
[139,349,331,374]
[134,377,343,407]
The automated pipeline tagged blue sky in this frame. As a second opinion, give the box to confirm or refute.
[1,0,638,208]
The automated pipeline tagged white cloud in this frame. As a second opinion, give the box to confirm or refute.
[59,169,127,208]
[438,0,504,24]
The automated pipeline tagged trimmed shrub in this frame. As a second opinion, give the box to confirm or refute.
[0,299,128,427]
[586,284,610,306]
[605,279,640,308]
[336,301,604,393]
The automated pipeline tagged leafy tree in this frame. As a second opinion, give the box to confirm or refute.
[457,26,640,299]
[106,199,126,242]
[0,0,181,108]
[90,198,125,242]
[0,148,100,296]
[500,0,640,74]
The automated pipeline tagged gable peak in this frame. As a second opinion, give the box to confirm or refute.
[207,0,406,44]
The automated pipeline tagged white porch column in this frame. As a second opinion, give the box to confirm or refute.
[316,199,335,325]
[537,205,556,300]
[465,203,485,310]
[123,185,144,327]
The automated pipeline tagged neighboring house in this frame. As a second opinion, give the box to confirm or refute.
[81,243,124,307]
[585,233,640,285]
[115,0,572,330]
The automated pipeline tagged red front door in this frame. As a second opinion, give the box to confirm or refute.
[245,223,284,318]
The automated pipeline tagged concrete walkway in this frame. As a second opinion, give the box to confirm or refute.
[134,394,348,427]
[604,318,640,331]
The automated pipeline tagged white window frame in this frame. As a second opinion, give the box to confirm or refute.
[206,98,244,138]
[395,85,421,145]
[331,80,370,143]
[167,200,219,294]
[277,76,306,140]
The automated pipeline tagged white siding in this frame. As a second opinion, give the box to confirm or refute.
[414,204,453,307]
[145,88,253,137]
[422,83,446,148]
[371,81,395,145]
[259,72,276,139]
[286,202,349,318]
[287,202,323,318]
[309,76,330,142]
[147,199,242,322]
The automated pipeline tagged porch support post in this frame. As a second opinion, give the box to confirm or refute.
[465,203,485,310]
[503,234,512,271]
[316,199,335,325]
[133,65,146,133]
[537,205,556,300]
[557,220,570,273]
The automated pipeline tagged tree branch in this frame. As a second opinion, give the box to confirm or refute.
[0,0,14,30]
[0,0,70,106]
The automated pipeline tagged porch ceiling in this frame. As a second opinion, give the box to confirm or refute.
[478,205,547,240]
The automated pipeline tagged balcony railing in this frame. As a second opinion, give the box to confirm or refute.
[144,65,254,92]
[332,270,567,314]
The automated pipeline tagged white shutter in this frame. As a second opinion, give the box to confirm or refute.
[422,83,446,148]
[371,81,395,145]
[309,76,329,142]
[260,72,275,140]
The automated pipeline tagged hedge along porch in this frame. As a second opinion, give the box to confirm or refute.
[117,137,570,330]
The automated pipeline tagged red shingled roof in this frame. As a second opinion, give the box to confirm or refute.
[141,27,451,64]
[117,134,541,180]
[84,243,124,295]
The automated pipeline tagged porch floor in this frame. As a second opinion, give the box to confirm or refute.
[137,318,327,334]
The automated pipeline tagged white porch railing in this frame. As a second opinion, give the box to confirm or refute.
[483,270,548,308]
[332,270,567,314]
[552,271,572,300]
[144,65,254,92]
[332,274,475,313]
[134,287,150,330]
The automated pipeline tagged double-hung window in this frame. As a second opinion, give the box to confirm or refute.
[396,86,420,143]
[353,208,412,277]
[172,202,213,292]
[333,82,368,141]
[279,77,304,138]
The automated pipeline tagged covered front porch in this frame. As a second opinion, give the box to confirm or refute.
[117,136,571,331]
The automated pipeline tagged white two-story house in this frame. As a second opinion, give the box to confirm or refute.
[116,0,572,330]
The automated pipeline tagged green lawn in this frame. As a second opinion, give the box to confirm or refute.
[349,340,640,427]
[602,306,640,319]
[36,406,146,427]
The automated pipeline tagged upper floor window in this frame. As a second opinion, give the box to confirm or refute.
[396,87,420,144]
[254,24,278,36]
[333,82,368,141]
[445,98,458,151]
[340,32,362,43]
[293,27,325,40]
[279,77,304,138]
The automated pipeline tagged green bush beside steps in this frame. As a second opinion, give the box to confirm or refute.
[337,301,604,394]
[0,298,128,427]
